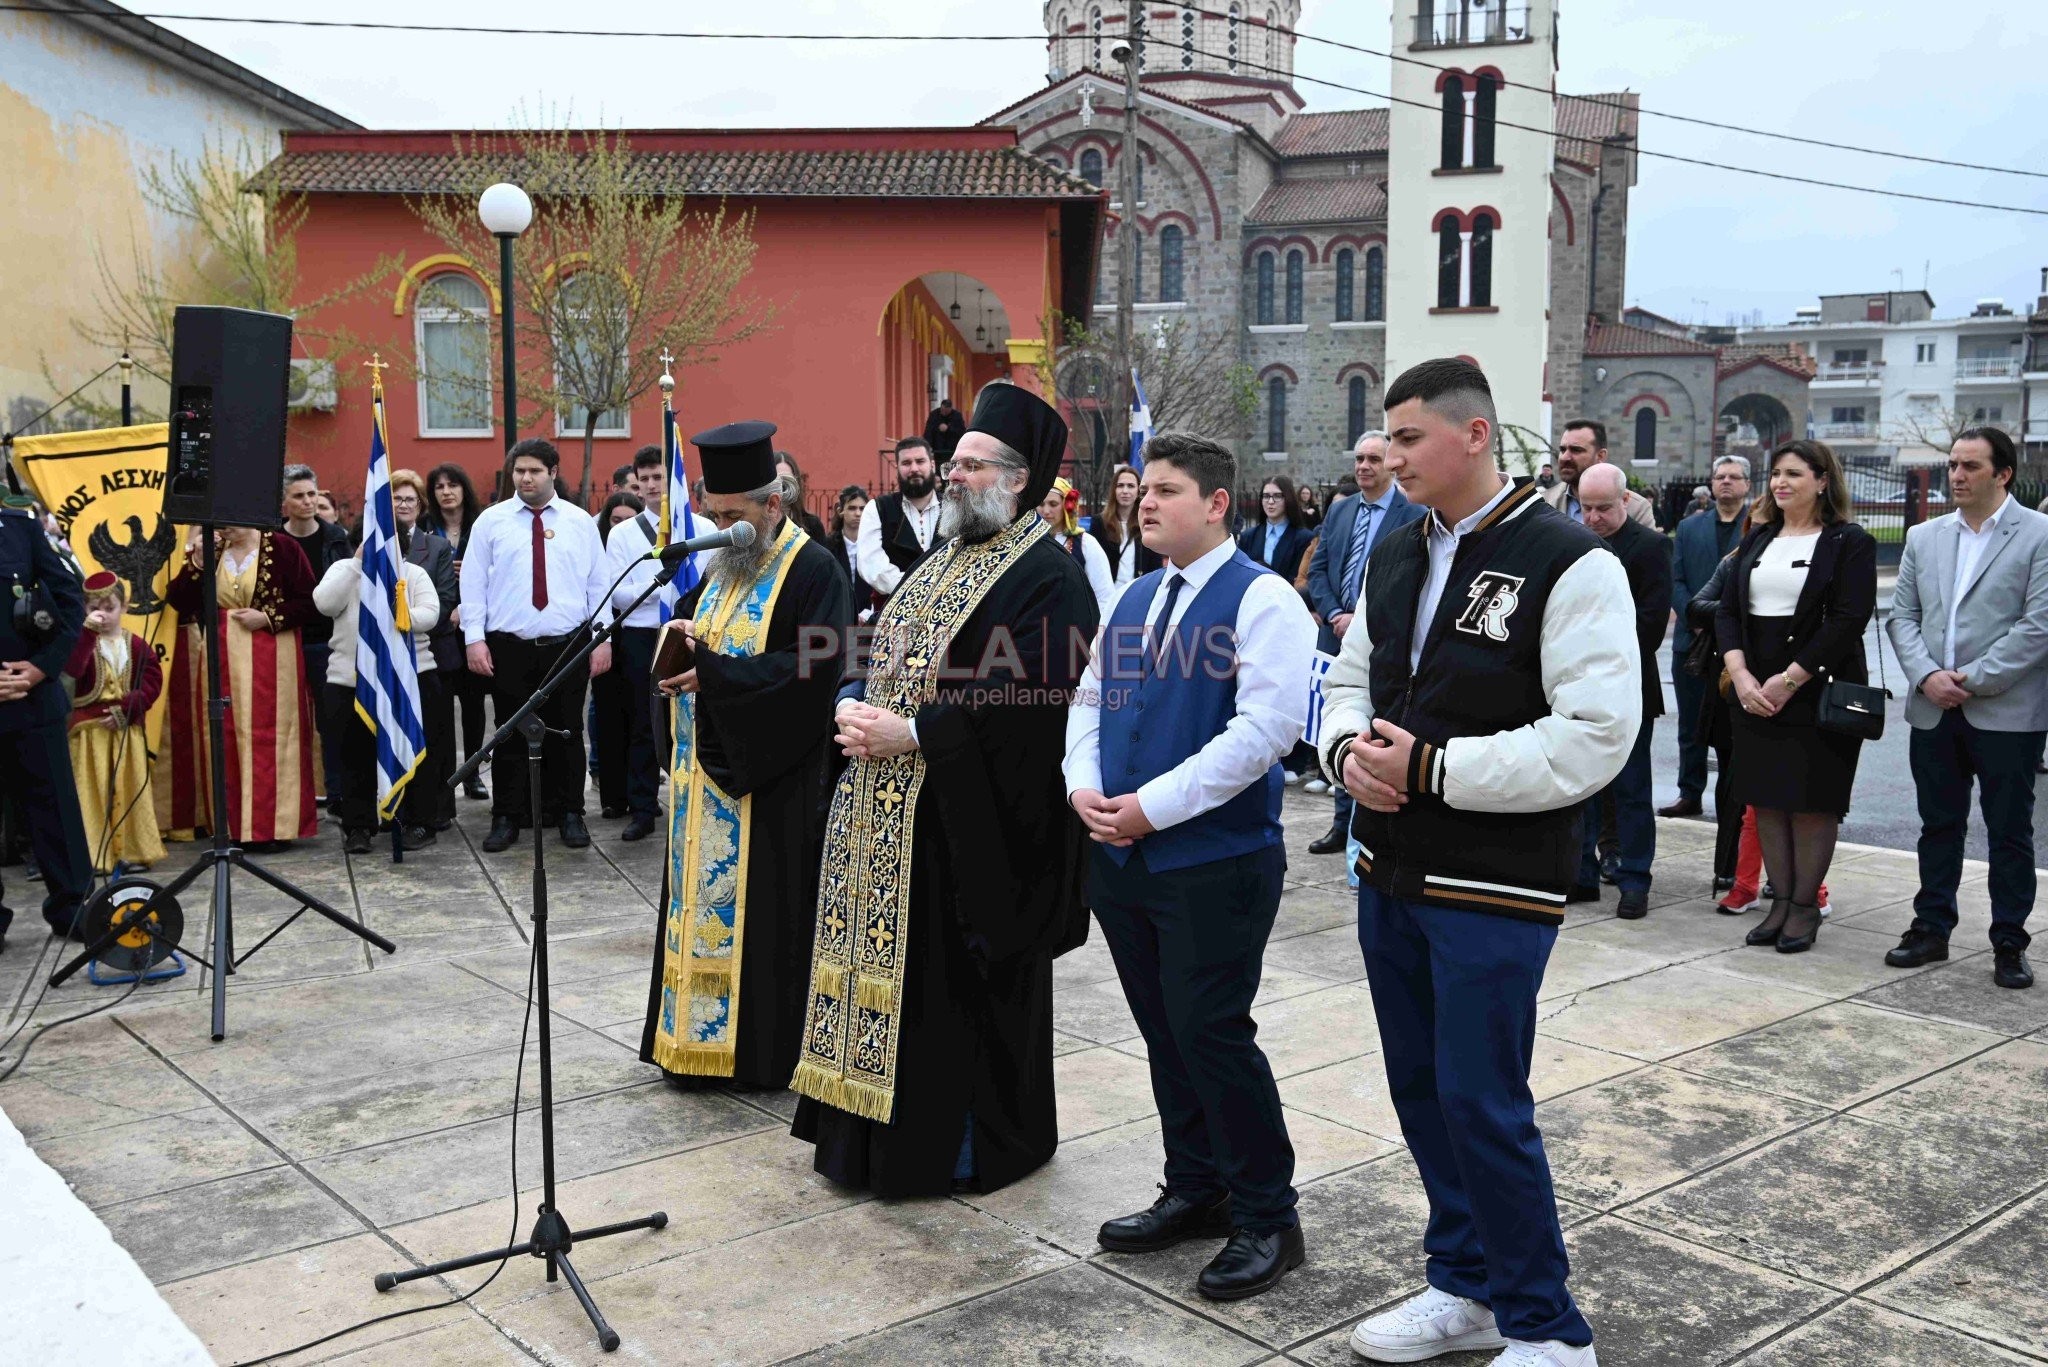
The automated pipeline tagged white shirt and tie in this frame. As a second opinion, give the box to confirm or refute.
[1946,494,2010,670]
[459,494,612,643]
[1065,536,1316,831]
[606,511,665,629]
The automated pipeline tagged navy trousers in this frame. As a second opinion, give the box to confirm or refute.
[1090,842,1298,1234]
[1357,886,1592,1347]
[615,626,661,820]
[1910,710,2041,952]
[1673,667,1707,802]
[303,640,347,808]
[0,723,93,935]
[1578,722,1655,894]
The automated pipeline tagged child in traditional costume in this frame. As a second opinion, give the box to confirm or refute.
[64,572,166,872]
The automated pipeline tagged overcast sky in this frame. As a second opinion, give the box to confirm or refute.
[158,0,2048,326]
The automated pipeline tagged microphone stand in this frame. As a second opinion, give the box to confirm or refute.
[373,552,685,1353]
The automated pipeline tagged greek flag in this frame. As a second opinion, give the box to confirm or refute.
[353,390,426,821]
[1129,367,1153,471]
[1304,649,1337,747]
[658,402,700,621]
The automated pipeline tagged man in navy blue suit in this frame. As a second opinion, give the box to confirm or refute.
[1304,430,1425,855]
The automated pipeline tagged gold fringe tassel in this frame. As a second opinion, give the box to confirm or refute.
[811,962,846,999]
[687,968,732,1001]
[661,1044,737,1079]
[789,1060,897,1124]
[853,973,896,1015]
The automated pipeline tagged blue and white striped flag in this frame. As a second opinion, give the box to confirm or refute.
[658,400,700,622]
[353,382,427,821]
[1129,367,1153,471]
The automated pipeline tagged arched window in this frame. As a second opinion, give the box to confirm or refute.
[1334,248,1355,322]
[1227,2,1240,68]
[1469,212,1494,308]
[416,272,491,435]
[1267,376,1288,453]
[1440,75,1466,170]
[1159,224,1185,303]
[1181,6,1195,68]
[1053,10,1069,72]
[1364,245,1385,320]
[1347,376,1369,446]
[1255,251,1276,325]
[1634,407,1658,464]
[1284,248,1304,323]
[1436,219,1462,309]
[1090,6,1103,65]
[1473,72,1498,168]
[1266,8,1280,73]
[1079,147,1104,188]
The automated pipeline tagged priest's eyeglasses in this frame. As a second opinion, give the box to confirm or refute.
[940,456,1017,477]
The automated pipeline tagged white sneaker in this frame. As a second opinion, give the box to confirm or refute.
[1818,889,1831,919]
[1304,778,1332,795]
[1350,1287,1506,1361]
[1284,771,1305,787]
[1491,1341,1596,1367]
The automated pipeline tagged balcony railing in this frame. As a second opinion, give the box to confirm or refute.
[1816,422,1879,441]
[1813,362,1884,383]
[1955,357,2022,380]
[1414,1,1532,48]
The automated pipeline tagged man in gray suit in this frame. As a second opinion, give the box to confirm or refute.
[1304,429,1426,855]
[1884,428,2048,990]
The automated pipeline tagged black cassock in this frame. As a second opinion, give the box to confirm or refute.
[792,536,1099,1195]
[638,538,851,1088]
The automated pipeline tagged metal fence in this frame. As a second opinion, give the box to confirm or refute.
[1641,465,1936,565]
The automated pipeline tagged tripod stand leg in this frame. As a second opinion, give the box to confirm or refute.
[210,850,231,1041]
[373,1237,538,1291]
[230,851,396,953]
[551,1250,621,1353]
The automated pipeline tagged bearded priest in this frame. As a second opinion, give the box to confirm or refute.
[791,383,1100,1196]
[638,420,852,1090]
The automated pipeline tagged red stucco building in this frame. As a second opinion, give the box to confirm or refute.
[263,127,1102,515]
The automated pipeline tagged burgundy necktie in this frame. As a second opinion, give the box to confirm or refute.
[529,506,549,610]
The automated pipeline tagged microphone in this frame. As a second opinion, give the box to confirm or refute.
[644,519,755,567]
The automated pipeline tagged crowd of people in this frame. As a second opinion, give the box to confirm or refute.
[3,354,2045,1367]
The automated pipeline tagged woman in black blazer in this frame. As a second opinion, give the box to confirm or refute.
[1713,440,1877,954]
[1238,475,1313,582]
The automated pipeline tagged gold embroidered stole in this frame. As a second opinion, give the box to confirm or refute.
[790,512,1047,1122]
[650,519,806,1077]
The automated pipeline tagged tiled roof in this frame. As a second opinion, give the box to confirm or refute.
[1247,176,1387,226]
[1585,321,1717,358]
[1717,343,1817,380]
[253,145,1100,201]
[1556,92,1638,167]
[1271,109,1389,158]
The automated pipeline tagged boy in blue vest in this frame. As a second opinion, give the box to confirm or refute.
[1065,431,1317,1301]
[1324,360,1638,1367]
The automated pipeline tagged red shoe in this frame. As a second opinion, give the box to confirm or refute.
[1717,889,1761,915]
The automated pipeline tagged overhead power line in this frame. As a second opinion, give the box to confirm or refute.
[10,3,2044,213]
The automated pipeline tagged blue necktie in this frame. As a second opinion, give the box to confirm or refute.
[1149,574,1186,677]
[1343,504,1376,609]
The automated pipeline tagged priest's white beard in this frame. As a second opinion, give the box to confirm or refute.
[707,517,774,591]
[938,480,1018,541]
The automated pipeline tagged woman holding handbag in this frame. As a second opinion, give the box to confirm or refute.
[1714,440,1877,953]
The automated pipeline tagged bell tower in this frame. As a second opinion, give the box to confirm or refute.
[1383,0,1558,443]
[1044,1,1303,136]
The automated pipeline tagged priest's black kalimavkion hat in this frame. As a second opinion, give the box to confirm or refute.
[964,383,1067,510]
[689,420,779,495]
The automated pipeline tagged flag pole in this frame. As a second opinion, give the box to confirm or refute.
[364,355,406,866]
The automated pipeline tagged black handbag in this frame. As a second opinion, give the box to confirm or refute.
[1814,628,1890,741]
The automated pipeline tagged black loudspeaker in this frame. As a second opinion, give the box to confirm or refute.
[164,305,293,528]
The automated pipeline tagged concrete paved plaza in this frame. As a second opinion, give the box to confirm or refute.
[2,789,2043,1366]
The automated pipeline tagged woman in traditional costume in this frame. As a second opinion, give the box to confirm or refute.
[156,526,319,847]
[64,572,166,872]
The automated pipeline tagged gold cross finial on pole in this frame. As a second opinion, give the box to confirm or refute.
[364,351,388,401]
[658,347,676,399]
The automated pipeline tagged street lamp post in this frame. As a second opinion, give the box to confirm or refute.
[478,182,533,458]
[1111,40,1139,454]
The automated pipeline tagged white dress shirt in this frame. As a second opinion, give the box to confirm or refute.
[1065,535,1316,832]
[855,491,940,597]
[458,494,611,644]
[1112,534,1138,585]
[607,511,664,629]
[1411,477,1515,670]
[1055,531,1116,617]
[1946,495,2009,670]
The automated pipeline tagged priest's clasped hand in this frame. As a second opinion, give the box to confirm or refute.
[1069,789,1157,846]
[1340,720,1414,814]
[837,701,917,759]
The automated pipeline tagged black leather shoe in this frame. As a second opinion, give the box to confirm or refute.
[400,825,437,851]
[463,777,489,801]
[0,905,12,955]
[1616,887,1648,920]
[1657,798,1703,817]
[1776,902,1821,954]
[601,805,628,820]
[1097,1187,1234,1253]
[560,813,591,849]
[1884,928,1949,969]
[1567,883,1602,904]
[621,814,659,842]
[1599,854,1621,886]
[482,816,522,853]
[1994,948,2034,989]
[1307,825,1346,856]
[1196,1225,1305,1301]
[44,912,88,943]
[1712,875,1736,895]
[1747,898,1791,947]
[343,828,374,855]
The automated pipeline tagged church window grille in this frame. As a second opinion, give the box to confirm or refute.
[1284,249,1303,324]
[1347,376,1369,446]
[1267,376,1288,452]
[1335,249,1355,322]
[1364,246,1385,320]
[1256,252,1275,325]
[1159,225,1185,303]
[1227,3,1240,68]
[1469,213,1494,307]
[1182,7,1195,67]
[1634,407,1658,464]
[1091,6,1103,65]
[1080,147,1104,187]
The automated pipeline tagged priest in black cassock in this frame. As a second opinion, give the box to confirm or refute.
[790,383,1100,1196]
[638,420,851,1090]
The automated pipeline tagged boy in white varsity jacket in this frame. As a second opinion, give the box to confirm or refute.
[1320,359,1639,1367]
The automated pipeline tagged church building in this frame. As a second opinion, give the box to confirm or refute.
[985,1,1641,481]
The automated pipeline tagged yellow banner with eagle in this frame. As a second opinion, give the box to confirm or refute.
[13,423,182,751]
